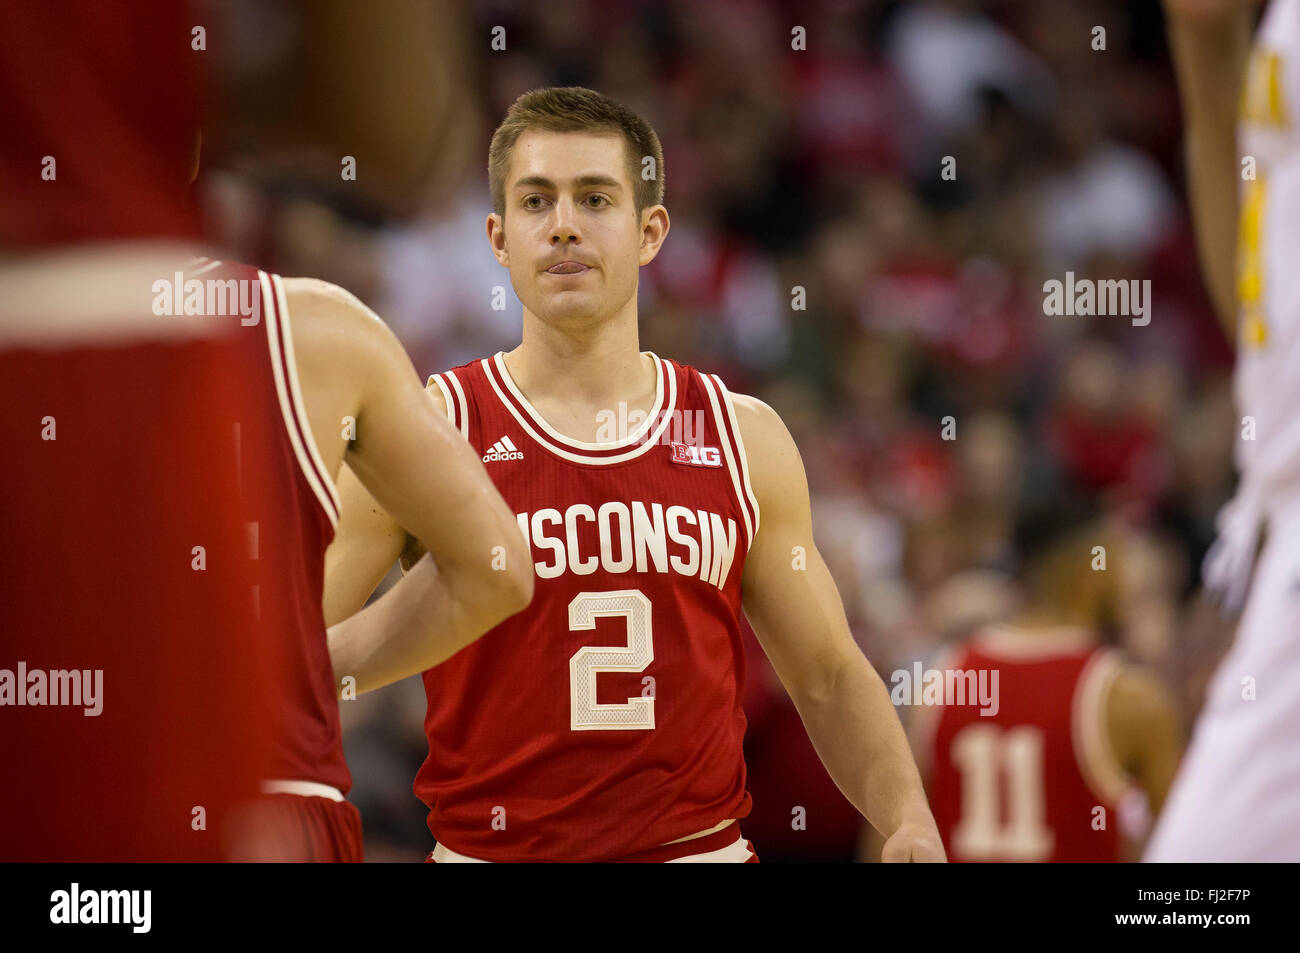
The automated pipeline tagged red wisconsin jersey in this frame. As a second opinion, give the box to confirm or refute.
[220,261,349,796]
[415,352,759,861]
[917,627,1133,863]
[0,251,341,858]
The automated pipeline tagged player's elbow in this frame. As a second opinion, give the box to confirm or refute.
[496,546,535,618]
[468,535,535,624]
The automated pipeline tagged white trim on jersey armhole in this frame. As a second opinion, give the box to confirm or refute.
[697,373,758,548]
[1071,648,1131,808]
[443,369,470,440]
[427,373,458,427]
[711,375,761,541]
[260,272,340,528]
[697,374,752,546]
[272,274,341,520]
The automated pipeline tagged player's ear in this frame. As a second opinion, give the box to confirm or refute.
[638,204,669,266]
[486,213,509,267]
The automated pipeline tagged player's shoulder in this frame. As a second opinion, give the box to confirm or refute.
[280,276,384,329]
[726,391,782,433]
[423,356,492,419]
[277,276,407,377]
[699,380,803,509]
[669,358,789,446]
[718,389,797,478]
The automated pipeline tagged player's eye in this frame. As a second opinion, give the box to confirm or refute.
[585,194,611,208]
[522,195,548,210]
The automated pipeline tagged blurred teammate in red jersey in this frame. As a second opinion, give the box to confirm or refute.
[0,0,528,861]
[910,509,1182,862]
[325,87,946,863]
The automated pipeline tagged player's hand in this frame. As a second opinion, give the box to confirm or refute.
[880,810,947,863]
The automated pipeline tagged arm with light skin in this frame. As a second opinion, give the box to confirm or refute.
[734,393,946,862]
[283,278,532,696]
[320,381,449,629]
[1163,0,1258,337]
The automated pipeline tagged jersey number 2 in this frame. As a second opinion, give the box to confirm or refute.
[568,590,655,730]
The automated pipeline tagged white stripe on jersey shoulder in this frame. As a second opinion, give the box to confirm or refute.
[481,354,678,465]
[427,373,458,428]
[492,350,665,450]
[443,369,470,439]
[261,272,341,528]
[697,372,754,548]
[711,375,761,540]
[1071,647,1131,807]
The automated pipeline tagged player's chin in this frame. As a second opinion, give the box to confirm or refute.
[538,293,602,325]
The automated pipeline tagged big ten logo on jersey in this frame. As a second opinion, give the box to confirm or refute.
[671,441,722,467]
[514,501,739,590]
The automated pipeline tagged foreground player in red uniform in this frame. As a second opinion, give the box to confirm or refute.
[0,2,530,861]
[912,514,1181,862]
[326,87,945,862]
[206,262,535,862]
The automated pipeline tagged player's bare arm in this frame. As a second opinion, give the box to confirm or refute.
[283,277,533,695]
[1163,0,1258,335]
[320,382,449,628]
[734,393,946,862]
[322,376,457,632]
[321,462,411,629]
[1106,664,1183,818]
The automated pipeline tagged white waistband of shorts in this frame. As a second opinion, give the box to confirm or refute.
[261,779,345,802]
[432,842,493,863]
[431,826,746,863]
[664,833,750,863]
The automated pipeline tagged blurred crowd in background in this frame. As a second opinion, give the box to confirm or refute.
[202,0,1241,861]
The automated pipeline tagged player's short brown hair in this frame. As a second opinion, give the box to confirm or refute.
[488,86,665,217]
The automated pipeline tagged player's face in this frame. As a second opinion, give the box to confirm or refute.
[489,130,668,327]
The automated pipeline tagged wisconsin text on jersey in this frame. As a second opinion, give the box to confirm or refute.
[513,501,739,590]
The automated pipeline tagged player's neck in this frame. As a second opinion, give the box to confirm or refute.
[507,304,652,410]
[499,303,659,443]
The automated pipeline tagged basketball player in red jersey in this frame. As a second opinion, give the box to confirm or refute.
[201,262,535,863]
[0,1,529,861]
[912,512,1182,862]
[325,87,945,862]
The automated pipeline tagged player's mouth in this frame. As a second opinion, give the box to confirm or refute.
[545,261,591,275]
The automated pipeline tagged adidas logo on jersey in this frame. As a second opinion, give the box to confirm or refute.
[483,436,524,462]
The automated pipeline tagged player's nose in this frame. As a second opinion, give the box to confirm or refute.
[548,195,581,245]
